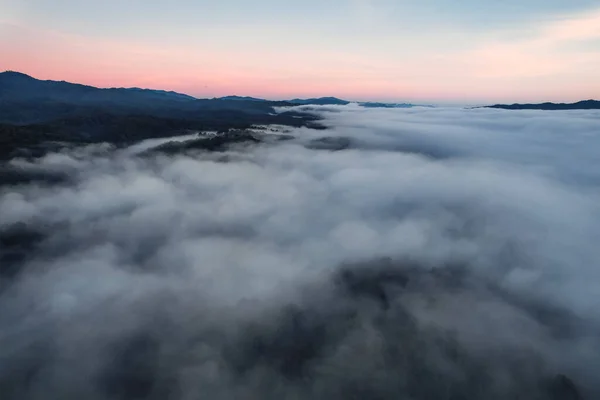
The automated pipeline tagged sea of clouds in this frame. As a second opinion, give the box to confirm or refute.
[1,105,599,399]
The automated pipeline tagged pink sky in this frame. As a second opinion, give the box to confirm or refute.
[1,2,599,103]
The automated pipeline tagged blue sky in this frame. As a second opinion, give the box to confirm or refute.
[1,0,599,102]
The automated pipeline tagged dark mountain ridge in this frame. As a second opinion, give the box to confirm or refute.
[0,71,325,159]
[487,99,600,110]
[0,71,300,123]
[288,97,350,105]
[218,95,268,102]
[1,71,425,116]
[0,72,354,111]
[0,71,196,105]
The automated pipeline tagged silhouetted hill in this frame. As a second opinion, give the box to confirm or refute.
[0,72,357,117]
[487,100,600,110]
[218,96,353,106]
[0,71,326,159]
[0,71,196,105]
[288,97,350,105]
[0,71,301,124]
[124,87,197,101]
[218,96,267,102]
[359,102,416,108]
[286,98,425,108]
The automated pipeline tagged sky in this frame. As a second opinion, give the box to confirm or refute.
[1,0,599,103]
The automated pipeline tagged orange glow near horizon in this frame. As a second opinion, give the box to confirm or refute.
[1,5,600,104]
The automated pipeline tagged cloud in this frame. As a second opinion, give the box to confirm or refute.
[1,106,600,398]
[463,8,600,80]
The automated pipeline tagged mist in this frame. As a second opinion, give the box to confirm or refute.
[1,105,599,399]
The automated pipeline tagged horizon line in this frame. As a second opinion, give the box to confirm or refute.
[2,69,597,107]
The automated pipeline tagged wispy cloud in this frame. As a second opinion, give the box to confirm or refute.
[465,8,600,80]
[1,4,599,102]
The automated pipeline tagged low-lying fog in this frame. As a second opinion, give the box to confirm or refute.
[1,105,599,399]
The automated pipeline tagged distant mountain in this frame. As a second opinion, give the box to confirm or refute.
[288,97,350,106]
[218,96,267,102]
[0,71,304,125]
[125,87,197,101]
[0,71,327,158]
[0,71,425,113]
[217,96,426,108]
[0,70,430,160]
[286,98,425,108]
[487,100,600,110]
[0,71,197,105]
[359,102,416,108]
[210,94,427,109]
[217,96,351,106]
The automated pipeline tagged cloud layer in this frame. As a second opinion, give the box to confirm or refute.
[1,106,599,399]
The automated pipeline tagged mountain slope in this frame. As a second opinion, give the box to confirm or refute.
[218,96,267,102]
[0,71,301,125]
[0,71,197,105]
[0,72,325,158]
[0,72,354,110]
